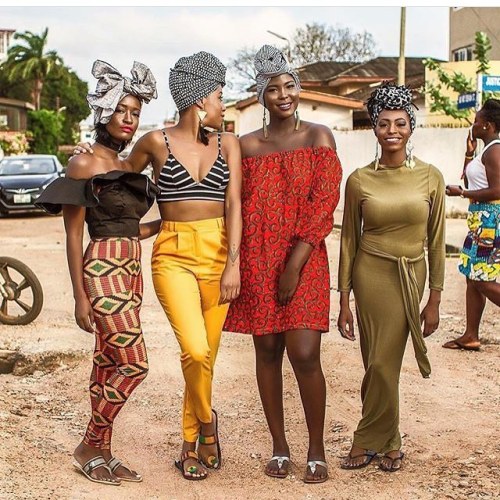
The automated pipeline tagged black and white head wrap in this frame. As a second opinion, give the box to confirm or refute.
[169,51,226,112]
[87,60,157,126]
[366,81,418,132]
[254,45,301,107]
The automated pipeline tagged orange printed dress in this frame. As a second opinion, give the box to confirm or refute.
[224,146,342,335]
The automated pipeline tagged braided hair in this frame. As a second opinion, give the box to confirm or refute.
[481,99,500,131]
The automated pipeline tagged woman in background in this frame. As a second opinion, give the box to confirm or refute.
[444,99,500,350]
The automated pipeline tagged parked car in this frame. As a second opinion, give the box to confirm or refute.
[0,155,64,215]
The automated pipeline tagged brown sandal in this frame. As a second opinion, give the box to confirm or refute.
[198,409,221,469]
[174,450,207,481]
[379,452,405,472]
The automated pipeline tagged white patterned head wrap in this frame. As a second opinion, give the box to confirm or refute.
[254,45,301,107]
[87,60,157,126]
[366,81,418,132]
[169,51,226,112]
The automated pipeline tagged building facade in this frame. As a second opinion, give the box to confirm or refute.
[450,7,500,61]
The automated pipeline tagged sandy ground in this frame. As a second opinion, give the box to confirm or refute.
[0,207,499,500]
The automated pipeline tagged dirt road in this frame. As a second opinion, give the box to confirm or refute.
[0,209,499,500]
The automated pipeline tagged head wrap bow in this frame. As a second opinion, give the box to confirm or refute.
[254,45,301,107]
[87,60,158,126]
[169,51,226,112]
[366,81,418,132]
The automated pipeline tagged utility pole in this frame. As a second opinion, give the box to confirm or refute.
[267,30,291,62]
[398,7,406,85]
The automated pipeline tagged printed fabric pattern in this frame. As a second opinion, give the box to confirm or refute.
[224,146,342,335]
[459,202,500,281]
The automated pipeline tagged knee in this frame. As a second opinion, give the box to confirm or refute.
[117,360,149,381]
[182,345,211,366]
[287,348,320,375]
[256,345,284,365]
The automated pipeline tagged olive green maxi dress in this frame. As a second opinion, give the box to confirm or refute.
[338,157,446,453]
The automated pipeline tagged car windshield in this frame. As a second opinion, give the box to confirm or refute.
[0,158,56,176]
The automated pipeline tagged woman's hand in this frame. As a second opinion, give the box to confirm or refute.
[466,129,477,156]
[219,265,240,304]
[73,142,94,156]
[445,185,464,197]
[337,304,356,341]
[420,300,440,337]
[74,296,95,333]
[278,265,300,306]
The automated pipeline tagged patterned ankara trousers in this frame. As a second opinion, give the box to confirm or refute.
[82,237,148,450]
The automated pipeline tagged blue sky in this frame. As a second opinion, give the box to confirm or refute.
[1,6,450,124]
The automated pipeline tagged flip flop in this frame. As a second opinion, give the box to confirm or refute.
[379,451,405,472]
[303,460,328,484]
[442,339,480,351]
[265,455,290,478]
[107,457,142,482]
[198,409,221,469]
[340,450,377,470]
[72,456,121,486]
[174,450,207,481]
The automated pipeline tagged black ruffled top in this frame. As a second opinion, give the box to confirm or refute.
[36,170,159,238]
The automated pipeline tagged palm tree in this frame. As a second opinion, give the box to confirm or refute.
[3,28,63,110]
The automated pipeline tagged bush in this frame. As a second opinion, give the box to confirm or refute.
[27,109,63,154]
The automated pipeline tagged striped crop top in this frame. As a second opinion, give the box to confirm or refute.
[157,131,230,203]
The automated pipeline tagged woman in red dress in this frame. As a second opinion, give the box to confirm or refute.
[224,45,342,483]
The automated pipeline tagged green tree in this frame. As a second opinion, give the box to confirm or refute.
[27,109,63,155]
[2,28,63,110]
[423,31,495,124]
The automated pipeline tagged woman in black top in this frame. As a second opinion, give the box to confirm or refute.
[36,60,159,486]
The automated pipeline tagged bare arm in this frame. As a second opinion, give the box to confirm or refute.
[63,203,94,333]
[463,146,500,201]
[220,133,242,304]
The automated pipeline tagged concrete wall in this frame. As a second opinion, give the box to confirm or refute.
[335,126,472,214]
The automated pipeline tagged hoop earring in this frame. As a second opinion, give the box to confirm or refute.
[374,140,380,171]
[263,107,269,139]
[294,110,300,131]
[405,139,415,169]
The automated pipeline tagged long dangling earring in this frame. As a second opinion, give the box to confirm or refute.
[374,140,380,171]
[405,139,415,169]
[294,109,300,131]
[197,109,208,144]
[263,107,269,139]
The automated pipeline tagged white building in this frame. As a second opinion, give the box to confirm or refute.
[0,29,15,63]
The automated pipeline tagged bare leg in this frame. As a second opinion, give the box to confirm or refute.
[285,329,327,482]
[253,334,289,477]
[474,280,500,307]
[443,278,486,349]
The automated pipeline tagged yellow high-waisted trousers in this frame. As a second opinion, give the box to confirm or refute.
[151,217,229,442]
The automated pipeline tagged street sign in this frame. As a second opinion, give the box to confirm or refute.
[457,92,476,109]
[482,75,500,92]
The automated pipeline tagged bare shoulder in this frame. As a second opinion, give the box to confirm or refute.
[65,154,94,180]
[138,128,164,148]
[305,122,336,149]
[219,131,240,148]
[239,130,262,158]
